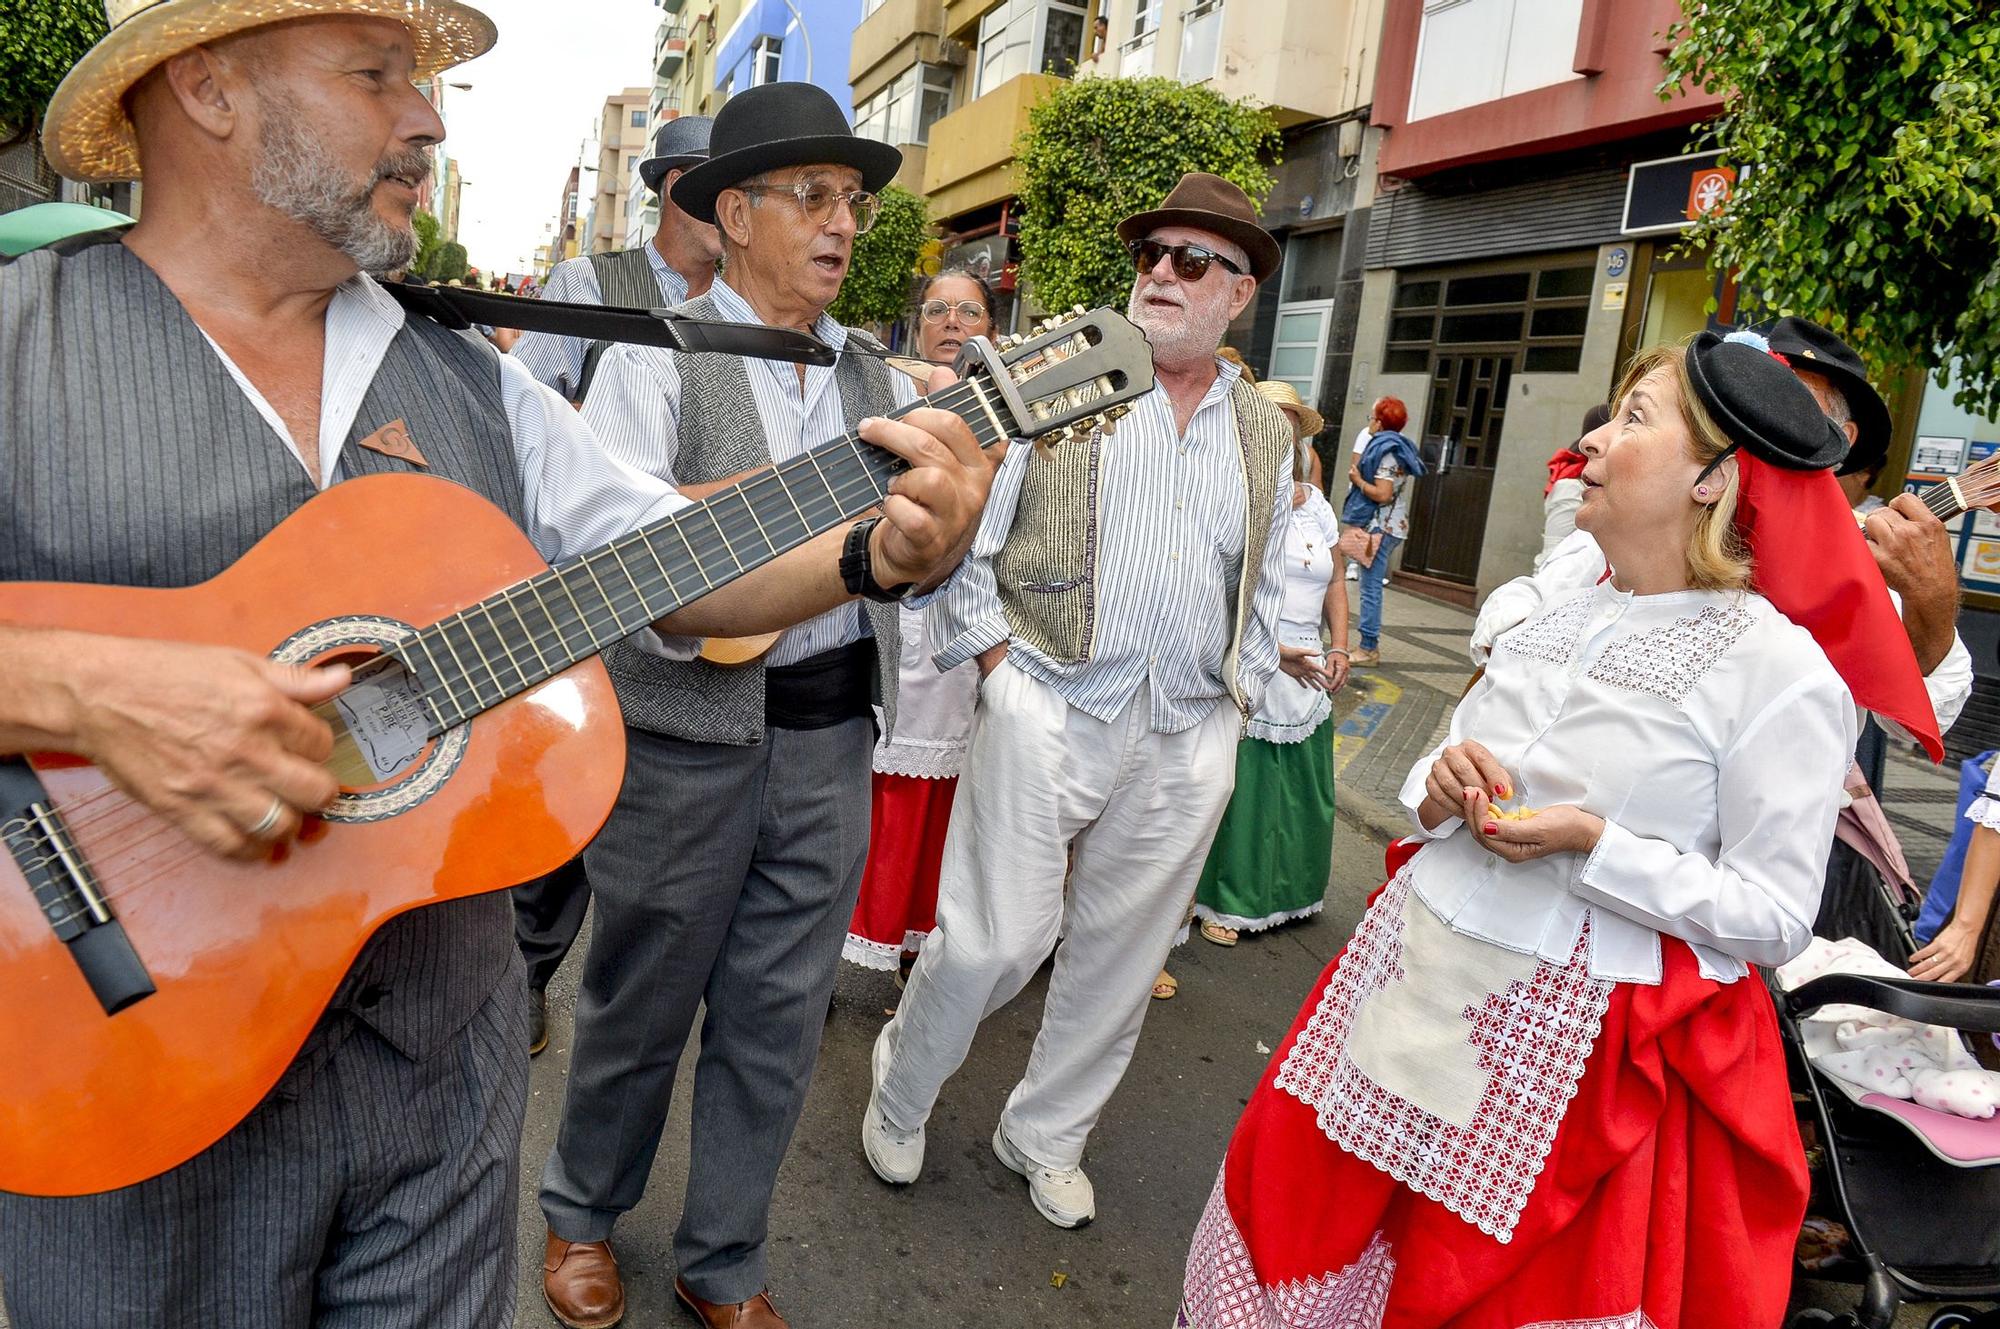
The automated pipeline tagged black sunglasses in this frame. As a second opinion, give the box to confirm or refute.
[1126,238,1245,281]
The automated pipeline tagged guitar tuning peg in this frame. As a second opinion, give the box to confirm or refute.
[1071,304,1086,316]
[1099,414,1118,437]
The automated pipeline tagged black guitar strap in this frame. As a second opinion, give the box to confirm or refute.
[381,281,840,368]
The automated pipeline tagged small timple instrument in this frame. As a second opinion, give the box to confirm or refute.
[1857,452,2000,530]
[0,308,1151,1197]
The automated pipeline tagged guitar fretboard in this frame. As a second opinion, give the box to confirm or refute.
[390,373,1015,734]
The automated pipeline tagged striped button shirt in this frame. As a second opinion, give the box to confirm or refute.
[933,359,1290,734]
[196,272,699,657]
[579,278,919,666]
[512,246,691,399]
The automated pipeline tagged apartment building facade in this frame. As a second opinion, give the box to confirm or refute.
[1348,0,1728,601]
[589,87,651,255]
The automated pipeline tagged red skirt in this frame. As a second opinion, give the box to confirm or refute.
[1178,840,1807,1328]
[843,772,957,970]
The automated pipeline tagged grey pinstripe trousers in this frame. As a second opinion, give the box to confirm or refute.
[539,718,872,1304]
[0,973,530,1328]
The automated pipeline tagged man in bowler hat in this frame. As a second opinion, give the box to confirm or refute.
[538,83,930,1329]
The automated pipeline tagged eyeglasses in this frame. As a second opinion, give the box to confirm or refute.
[920,299,989,325]
[1126,238,1244,282]
[736,179,881,235]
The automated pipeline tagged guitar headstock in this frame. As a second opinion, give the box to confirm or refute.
[953,307,1154,448]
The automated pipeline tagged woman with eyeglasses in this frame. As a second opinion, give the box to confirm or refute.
[843,269,997,983]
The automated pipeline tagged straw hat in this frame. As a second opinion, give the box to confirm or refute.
[1255,379,1325,438]
[44,0,498,183]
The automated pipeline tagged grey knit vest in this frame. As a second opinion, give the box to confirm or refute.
[586,247,664,307]
[994,375,1295,712]
[0,238,526,1061]
[599,293,904,745]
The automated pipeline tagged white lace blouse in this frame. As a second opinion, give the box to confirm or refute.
[1398,580,1857,984]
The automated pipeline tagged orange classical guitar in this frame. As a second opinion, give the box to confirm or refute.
[0,309,1148,1197]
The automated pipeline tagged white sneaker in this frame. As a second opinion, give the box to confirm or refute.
[991,1123,1095,1228]
[862,1026,924,1184]
[1345,564,1360,581]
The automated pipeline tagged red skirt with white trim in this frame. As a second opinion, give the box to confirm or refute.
[1177,840,1807,1329]
[843,772,957,971]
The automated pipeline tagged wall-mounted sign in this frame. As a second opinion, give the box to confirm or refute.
[1622,152,1737,237]
[1605,246,1629,278]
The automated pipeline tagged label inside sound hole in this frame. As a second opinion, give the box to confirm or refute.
[333,661,431,782]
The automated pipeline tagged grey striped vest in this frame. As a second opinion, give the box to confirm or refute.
[598,293,903,746]
[994,376,1294,712]
[586,247,663,307]
[0,238,526,1061]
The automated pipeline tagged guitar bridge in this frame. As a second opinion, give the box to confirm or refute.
[1,758,154,1015]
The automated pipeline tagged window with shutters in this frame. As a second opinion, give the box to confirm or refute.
[1383,256,1595,374]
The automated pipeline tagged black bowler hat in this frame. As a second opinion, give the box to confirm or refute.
[638,115,714,193]
[1686,330,1849,471]
[671,83,902,225]
[1753,316,1893,477]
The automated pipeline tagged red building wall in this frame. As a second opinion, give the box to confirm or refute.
[1372,0,1724,179]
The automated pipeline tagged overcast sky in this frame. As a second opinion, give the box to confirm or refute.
[443,0,662,277]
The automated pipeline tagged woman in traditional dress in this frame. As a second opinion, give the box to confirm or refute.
[1195,380,1350,947]
[843,270,996,979]
[1177,332,1945,1328]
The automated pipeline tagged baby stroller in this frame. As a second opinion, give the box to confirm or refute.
[1772,789,2000,1329]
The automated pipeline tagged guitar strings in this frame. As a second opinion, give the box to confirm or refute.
[35,409,937,838]
[21,364,1097,926]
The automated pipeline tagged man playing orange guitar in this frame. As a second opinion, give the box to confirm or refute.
[0,3,992,1327]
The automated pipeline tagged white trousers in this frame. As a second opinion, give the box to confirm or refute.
[877,662,1239,1170]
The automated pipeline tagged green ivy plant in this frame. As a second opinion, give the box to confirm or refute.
[1015,77,1280,314]
[1663,0,2000,413]
[830,183,930,329]
[0,0,108,142]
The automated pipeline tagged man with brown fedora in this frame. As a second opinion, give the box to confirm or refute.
[0,8,992,1327]
[536,81,919,1329]
[861,172,1294,1228]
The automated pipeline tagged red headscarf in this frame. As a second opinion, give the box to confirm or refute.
[1544,448,1589,497]
[1732,451,1944,761]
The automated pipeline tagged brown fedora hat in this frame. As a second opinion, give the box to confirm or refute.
[1117,172,1280,282]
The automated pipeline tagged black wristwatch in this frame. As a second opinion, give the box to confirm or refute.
[841,518,915,603]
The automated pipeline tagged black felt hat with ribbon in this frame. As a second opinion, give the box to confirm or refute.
[1756,316,1893,478]
[1682,329,1943,762]
[1685,330,1849,471]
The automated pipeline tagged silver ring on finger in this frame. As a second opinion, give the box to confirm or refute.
[248,797,286,839]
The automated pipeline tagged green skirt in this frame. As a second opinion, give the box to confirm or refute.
[1193,721,1335,932]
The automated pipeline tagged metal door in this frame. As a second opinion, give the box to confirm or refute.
[1397,353,1514,585]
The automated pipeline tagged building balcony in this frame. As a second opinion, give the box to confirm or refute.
[655,24,689,76]
[850,0,948,97]
[920,71,1065,221]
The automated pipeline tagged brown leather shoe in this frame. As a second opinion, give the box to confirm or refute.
[543,1230,624,1329]
[674,1277,790,1328]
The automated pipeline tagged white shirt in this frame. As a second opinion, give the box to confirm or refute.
[931,358,1291,734]
[193,272,697,655]
[1250,486,1339,743]
[1535,477,1585,570]
[578,278,919,667]
[1402,581,1857,984]
[1469,528,1977,738]
[512,246,691,400]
